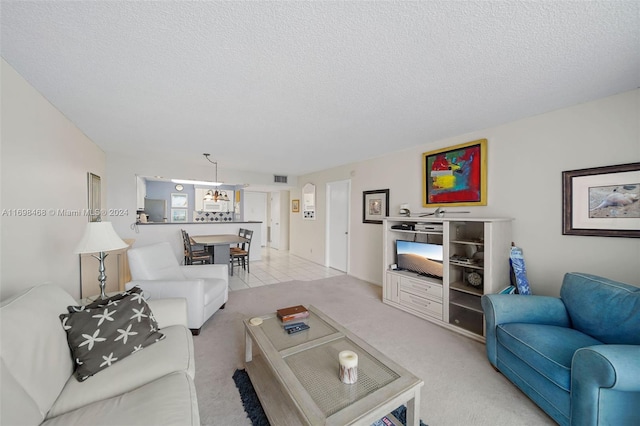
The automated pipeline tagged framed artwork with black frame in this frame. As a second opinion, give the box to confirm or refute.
[562,162,640,238]
[363,189,389,224]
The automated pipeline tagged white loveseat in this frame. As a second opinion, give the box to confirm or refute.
[0,285,199,426]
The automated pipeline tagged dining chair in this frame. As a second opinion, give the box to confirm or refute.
[230,229,253,273]
[181,229,213,265]
[230,228,247,256]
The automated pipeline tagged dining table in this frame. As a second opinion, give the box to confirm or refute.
[190,234,249,276]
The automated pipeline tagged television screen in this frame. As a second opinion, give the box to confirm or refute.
[396,240,443,279]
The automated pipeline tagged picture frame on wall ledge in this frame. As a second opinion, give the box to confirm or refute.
[88,172,101,222]
[423,139,487,207]
[562,162,640,238]
[363,189,389,224]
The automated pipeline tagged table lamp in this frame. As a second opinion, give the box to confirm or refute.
[75,221,129,299]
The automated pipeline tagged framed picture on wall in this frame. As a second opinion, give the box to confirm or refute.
[292,199,300,213]
[88,172,101,222]
[171,209,187,223]
[562,162,640,238]
[363,189,389,224]
[171,193,188,208]
[423,139,487,207]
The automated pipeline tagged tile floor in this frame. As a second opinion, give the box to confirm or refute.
[228,246,345,291]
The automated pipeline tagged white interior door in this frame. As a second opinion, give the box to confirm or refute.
[270,191,281,249]
[244,192,268,247]
[327,180,350,272]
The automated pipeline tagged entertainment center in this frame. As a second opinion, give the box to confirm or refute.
[383,216,512,342]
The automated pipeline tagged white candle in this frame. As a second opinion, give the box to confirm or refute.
[339,350,358,384]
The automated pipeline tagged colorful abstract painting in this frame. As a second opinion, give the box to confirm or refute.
[423,139,487,206]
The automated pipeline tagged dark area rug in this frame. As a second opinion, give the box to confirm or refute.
[232,369,270,426]
[232,369,427,426]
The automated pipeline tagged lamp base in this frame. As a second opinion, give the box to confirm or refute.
[92,251,110,300]
[99,281,108,300]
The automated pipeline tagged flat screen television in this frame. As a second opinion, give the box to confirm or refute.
[396,240,444,279]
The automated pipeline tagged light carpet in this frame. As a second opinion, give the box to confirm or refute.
[193,275,554,425]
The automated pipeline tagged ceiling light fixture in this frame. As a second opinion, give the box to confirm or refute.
[171,179,221,186]
[203,153,223,186]
[170,153,224,187]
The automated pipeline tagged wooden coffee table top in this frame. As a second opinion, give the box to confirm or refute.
[244,305,423,425]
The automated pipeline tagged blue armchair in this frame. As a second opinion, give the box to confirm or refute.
[481,272,640,426]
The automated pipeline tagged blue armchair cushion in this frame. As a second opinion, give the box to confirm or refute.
[561,273,640,344]
[498,323,602,391]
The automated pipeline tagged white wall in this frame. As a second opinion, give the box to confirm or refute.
[244,191,268,247]
[0,59,106,301]
[291,90,640,296]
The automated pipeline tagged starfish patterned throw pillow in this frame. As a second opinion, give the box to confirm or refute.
[60,286,165,381]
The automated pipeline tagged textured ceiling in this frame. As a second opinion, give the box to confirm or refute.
[1,1,639,177]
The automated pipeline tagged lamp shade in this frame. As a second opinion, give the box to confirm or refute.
[74,221,129,254]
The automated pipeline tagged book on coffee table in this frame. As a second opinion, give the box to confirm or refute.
[276,305,309,322]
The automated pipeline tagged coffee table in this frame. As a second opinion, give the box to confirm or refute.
[244,305,423,425]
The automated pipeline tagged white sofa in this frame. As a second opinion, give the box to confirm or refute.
[0,285,199,426]
[126,241,229,334]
